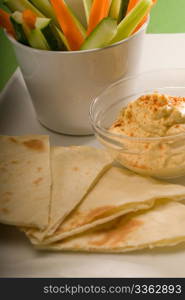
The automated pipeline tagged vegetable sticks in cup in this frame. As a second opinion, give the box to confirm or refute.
[1,0,156,51]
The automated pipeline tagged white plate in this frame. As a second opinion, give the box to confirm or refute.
[1,69,185,278]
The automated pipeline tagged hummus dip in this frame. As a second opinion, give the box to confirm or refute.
[109,93,185,178]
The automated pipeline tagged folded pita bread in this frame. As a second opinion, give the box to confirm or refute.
[0,135,51,229]
[37,201,185,252]
[28,167,185,245]
[23,146,113,240]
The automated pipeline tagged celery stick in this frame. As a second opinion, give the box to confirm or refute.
[66,2,86,38]
[83,0,93,24]
[109,0,129,23]
[3,0,43,16]
[109,0,123,20]
[111,0,152,44]
[109,0,130,23]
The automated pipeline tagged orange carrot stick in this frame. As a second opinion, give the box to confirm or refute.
[0,8,15,37]
[127,0,139,12]
[87,0,112,35]
[127,0,157,33]
[127,0,156,12]
[22,10,37,29]
[50,0,84,51]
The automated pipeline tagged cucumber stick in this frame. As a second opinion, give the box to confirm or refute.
[10,11,29,45]
[42,21,67,50]
[31,17,68,50]
[29,0,59,25]
[29,1,73,49]
[28,1,83,47]
[83,0,93,24]
[55,27,70,50]
[3,0,43,16]
[29,28,50,50]
[111,0,152,44]
[80,17,117,50]
[109,0,129,23]
[28,18,50,50]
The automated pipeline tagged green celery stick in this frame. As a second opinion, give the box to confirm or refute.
[29,0,58,25]
[83,0,93,24]
[66,2,86,38]
[109,0,129,23]
[3,0,43,16]
[111,0,152,44]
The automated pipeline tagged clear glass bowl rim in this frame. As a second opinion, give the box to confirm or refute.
[89,68,185,143]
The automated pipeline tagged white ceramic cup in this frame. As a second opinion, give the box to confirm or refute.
[7,0,147,135]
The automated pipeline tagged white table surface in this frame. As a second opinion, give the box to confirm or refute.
[1,34,185,278]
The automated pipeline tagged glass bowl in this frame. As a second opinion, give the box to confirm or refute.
[90,69,185,179]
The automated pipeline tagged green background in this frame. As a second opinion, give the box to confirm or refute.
[1,0,185,91]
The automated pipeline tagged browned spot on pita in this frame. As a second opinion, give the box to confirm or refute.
[0,208,10,214]
[11,160,19,164]
[23,139,45,152]
[33,177,43,185]
[82,206,115,225]
[37,167,42,172]
[90,218,142,247]
[54,226,67,235]
[61,206,116,233]
[65,211,82,228]
[73,167,79,171]
[9,137,18,144]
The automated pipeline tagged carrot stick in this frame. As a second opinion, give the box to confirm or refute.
[126,0,139,12]
[0,8,15,37]
[87,0,112,35]
[127,0,157,33]
[127,0,156,12]
[50,0,84,51]
[22,10,37,29]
